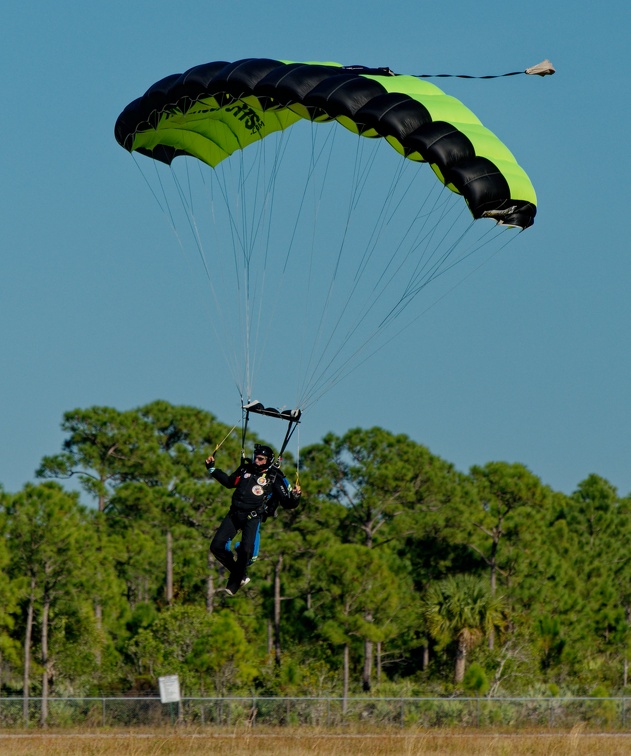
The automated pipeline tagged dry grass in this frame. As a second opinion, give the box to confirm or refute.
[1,726,631,755]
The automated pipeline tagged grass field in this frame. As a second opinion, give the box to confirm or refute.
[1,727,631,755]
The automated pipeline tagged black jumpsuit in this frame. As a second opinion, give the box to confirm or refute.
[209,461,299,590]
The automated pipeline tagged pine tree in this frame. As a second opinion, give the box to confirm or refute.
[6,483,86,724]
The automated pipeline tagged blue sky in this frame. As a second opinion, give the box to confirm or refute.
[2,1,630,497]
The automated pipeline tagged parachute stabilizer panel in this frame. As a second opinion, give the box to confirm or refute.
[115,58,536,228]
[242,401,302,423]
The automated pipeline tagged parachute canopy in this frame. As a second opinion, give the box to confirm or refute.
[115,58,536,229]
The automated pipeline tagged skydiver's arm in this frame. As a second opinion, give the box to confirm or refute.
[272,473,302,510]
[205,456,239,488]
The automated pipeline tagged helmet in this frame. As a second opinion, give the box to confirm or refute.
[253,444,274,462]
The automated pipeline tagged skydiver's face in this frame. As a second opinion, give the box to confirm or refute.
[254,455,269,468]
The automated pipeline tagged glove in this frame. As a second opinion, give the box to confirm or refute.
[205,455,215,471]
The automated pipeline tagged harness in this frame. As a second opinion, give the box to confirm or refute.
[232,462,281,520]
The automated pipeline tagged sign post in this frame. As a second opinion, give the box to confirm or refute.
[158,675,181,724]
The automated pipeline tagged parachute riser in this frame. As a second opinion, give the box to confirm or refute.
[276,415,300,465]
[241,408,249,461]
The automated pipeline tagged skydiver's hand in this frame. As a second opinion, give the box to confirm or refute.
[205,455,215,470]
[293,485,302,497]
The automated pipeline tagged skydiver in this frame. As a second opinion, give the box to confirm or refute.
[205,444,302,596]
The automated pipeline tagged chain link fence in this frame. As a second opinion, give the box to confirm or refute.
[1,696,629,729]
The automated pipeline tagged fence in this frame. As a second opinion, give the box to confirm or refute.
[1,696,631,730]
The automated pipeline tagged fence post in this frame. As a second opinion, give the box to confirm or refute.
[102,697,105,727]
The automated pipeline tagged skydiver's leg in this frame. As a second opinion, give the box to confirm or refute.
[251,524,260,564]
[235,524,260,565]
[210,511,239,574]
[236,515,260,573]
[226,515,260,595]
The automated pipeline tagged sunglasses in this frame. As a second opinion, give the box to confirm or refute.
[254,455,268,461]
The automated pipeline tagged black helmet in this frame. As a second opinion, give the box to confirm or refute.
[253,444,274,462]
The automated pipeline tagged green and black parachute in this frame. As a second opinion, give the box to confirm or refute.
[116,58,536,228]
[115,58,544,416]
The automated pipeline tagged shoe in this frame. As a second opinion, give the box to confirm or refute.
[225,573,242,596]
[223,576,249,597]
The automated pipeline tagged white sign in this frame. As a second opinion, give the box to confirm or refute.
[158,674,181,704]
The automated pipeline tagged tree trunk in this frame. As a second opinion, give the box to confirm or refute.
[41,598,50,727]
[454,636,467,684]
[422,643,429,672]
[343,644,350,715]
[488,557,497,650]
[94,513,104,666]
[376,641,382,683]
[362,612,374,692]
[625,606,631,687]
[454,638,467,684]
[273,556,283,667]
[94,602,103,667]
[23,581,35,725]
[166,530,173,606]
[204,547,217,613]
[362,639,373,692]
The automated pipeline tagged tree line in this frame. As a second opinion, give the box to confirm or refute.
[0,400,629,723]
